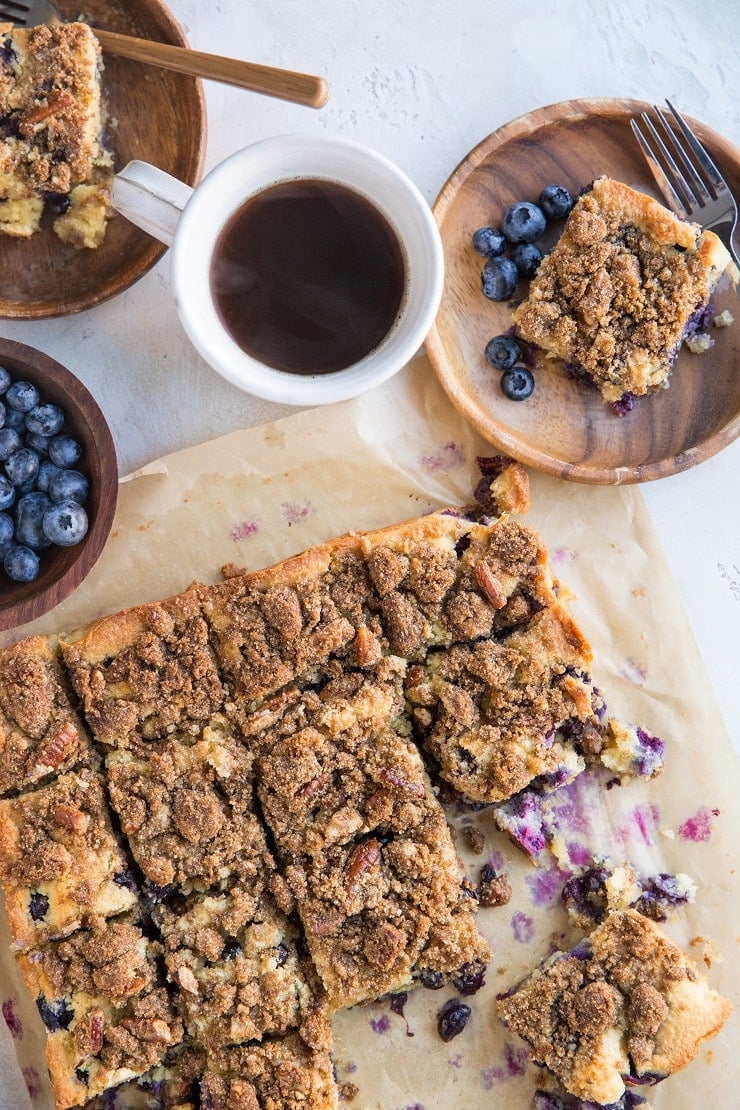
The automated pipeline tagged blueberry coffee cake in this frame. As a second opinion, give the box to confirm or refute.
[513,176,734,404]
[0,21,113,247]
[497,909,732,1105]
[0,501,731,1108]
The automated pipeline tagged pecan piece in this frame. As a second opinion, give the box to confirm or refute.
[74,1006,104,1058]
[353,624,381,667]
[176,966,200,995]
[52,804,89,834]
[381,767,425,796]
[346,838,381,892]
[22,91,76,126]
[473,562,507,608]
[122,1016,173,1043]
[300,771,332,802]
[33,721,79,771]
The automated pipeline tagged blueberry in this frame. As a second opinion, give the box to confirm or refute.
[222,937,242,961]
[452,961,487,996]
[16,492,53,549]
[0,512,13,555]
[3,406,26,432]
[418,968,445,990]
[48,434,82,468]
[36,460,62,493]
[0,475,14,511]
[4,544,40,582]
[437,997,471,1042]
[29,892,50,922]
[36,994,74,1032]
[0,427,21,461]
[26,402,64,437]
[0,402,4,428]
[485,335,521,370]
[5,447,40,487]
[500,366,535,401]
[42,500,88,546]
[502,200,547,243]
[274,942,289,967]
[113,869,139,894]
[43,192,71,217]
[5,380,39,413]
[539,184,575,220]
[25,431,51,455]
[49,469,89,504]
[0,366,10,394]
[481,256,519,301]
[472,226,506,258]
[511,242,543,279]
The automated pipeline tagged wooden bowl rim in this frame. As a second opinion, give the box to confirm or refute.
[426,96,740,485]
[0,339,118,631]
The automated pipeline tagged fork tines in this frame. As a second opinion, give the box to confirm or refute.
[632,101,728,215]
[0,1,30,24]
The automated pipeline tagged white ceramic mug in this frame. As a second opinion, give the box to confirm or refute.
[111,135,444,405]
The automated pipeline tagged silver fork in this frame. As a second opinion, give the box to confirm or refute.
[630,100,740,271]
[0,0,329,107]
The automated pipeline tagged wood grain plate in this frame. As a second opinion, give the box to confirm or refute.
[0,0,207,319]
[425,98,740,484]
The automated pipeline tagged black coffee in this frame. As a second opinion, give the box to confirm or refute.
[210,179,406,375]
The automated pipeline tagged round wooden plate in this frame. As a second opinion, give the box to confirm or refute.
[425,97,740,484]
[0,0,207,319]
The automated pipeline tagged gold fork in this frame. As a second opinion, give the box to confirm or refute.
[0,0,329,108]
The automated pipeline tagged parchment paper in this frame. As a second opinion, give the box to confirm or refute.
[1,355,737,1110]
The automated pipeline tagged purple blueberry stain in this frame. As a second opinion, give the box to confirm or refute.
[620,657,647,685]
[678,805,719,843]
[511,910,535,944]
[231,519,259,542]
[370,1013,391,1034]
[525,864,570,906]
[419,441,466,473]
[282,499,314,525]
[2,998,22,1039]
[23,1067,40,1099]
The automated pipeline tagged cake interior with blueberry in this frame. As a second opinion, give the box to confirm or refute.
[0,21,113,247]
[513,176,735,405]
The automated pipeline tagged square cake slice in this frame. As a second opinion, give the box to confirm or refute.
[0,635,94,798]
[496,908,732,1105]
[16,914,183,1110]
[0,21,113,246]
[200,1030,338,1110]
[0,766,137,951]
[513,176,734,402]
[154,886,321,1050]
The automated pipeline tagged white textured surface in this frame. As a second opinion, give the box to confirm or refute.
[0,2,738,1104]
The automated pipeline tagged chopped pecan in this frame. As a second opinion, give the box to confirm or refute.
[346,838,381,891]
[176,966,200,995]
[309,909,344,937]
[22,91,76,126]
[473,562,507,608]
[33,721,79,771]
[122,1016,173,1043]
[353,625,381,667]
[300,771,332,802]
[52,804,89,834]
[381,767,425,797]
[73,1007,104,1059]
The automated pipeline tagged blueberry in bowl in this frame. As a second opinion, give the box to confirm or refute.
[0,339,117,632]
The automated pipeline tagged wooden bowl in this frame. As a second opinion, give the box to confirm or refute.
[425,97,740,484]
[0,339,118,631]
[0,0,207,319]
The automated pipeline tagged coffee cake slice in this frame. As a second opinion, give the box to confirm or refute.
[105,722,273,896]
[16,914,183,1110]
[0,635,94,798]
[513,176,734,403]
[0,21,113,246]
[496,909,732,1105]
[154,886,321,1050]
[200,1029,338,1109]
[0,766,136,951]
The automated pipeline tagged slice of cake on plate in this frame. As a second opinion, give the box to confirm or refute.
[513,176,735,404]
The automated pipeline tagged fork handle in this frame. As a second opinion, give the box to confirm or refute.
[94,29,329,109]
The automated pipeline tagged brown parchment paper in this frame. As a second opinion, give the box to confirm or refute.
[1,355,738,1110]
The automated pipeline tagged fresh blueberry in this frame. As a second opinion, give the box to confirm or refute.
[5,380,39,413]
[539,184,575,220]
[2,406,26,432]
[481,256,519,301]
[511,242,543,279]
[16,492,53,549]
[0,427,21,461]
[0,512,13,555]
[49,469,89,504]
[26,402,64,438]
[501,366,535,401]
[42,500,89,546]
[0,402,5,429]
[0,367,10,394]
[472,226,507,258]
[5,447,40,487]
[48,434,83,469]
[0,475,14,511]
[485,335,521,370]
[36,460,62,494]
[25,431,51,455]
[502,200,547,243]
[437,998,472,1042]
[4,544,40,582]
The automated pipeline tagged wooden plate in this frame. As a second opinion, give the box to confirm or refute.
[425,98,740,484]
[0,0,207,319]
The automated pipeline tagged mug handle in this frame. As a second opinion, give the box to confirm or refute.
[110,161,195,246]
